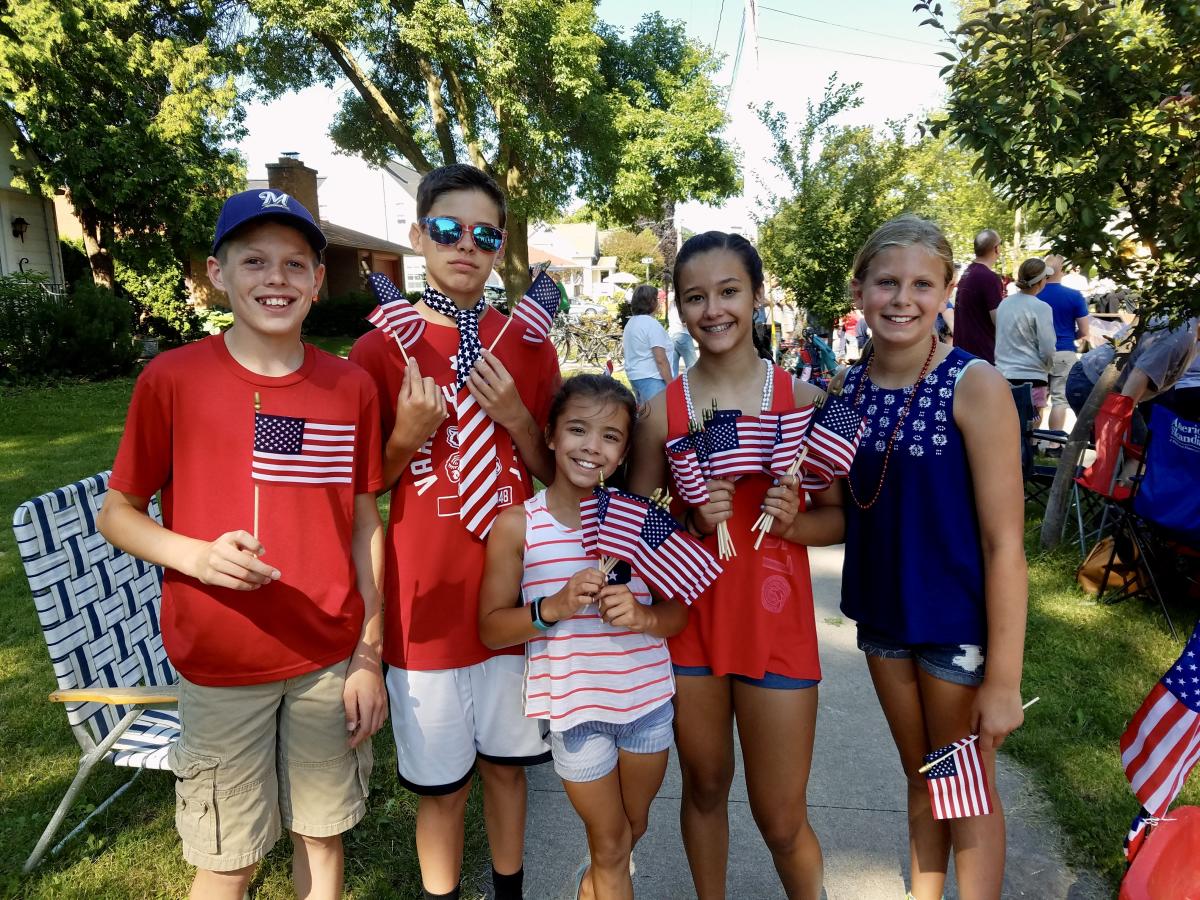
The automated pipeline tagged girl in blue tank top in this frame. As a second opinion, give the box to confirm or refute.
[841,216,1028,900]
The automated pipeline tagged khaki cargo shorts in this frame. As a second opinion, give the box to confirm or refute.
[168,658,372,871]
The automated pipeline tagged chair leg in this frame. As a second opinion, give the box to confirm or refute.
[24,708,143,872]
[1130,527,1177,641]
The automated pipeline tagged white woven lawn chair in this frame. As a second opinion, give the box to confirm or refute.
[13,471,179,872]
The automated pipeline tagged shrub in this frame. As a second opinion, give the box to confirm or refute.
[113,234,205,346]
[302,291,376,337]
[0,275,136,381]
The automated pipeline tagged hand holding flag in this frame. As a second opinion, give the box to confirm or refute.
[366,273,426,359]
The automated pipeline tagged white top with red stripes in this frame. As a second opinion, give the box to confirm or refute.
[520,490,674,732]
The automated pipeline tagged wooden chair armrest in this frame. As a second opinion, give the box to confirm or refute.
[49,685,179,706]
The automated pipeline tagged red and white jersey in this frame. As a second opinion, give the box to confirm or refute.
[349,309,561,670]
[519,491,674,732]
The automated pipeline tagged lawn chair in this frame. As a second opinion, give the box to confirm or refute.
[1072,393,1143,556]
[12,471,179,872]
[1010,383,1060,511]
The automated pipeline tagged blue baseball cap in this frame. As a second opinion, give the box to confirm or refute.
[211,189,327,255]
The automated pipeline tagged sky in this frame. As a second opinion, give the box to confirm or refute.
[237,0,956,239]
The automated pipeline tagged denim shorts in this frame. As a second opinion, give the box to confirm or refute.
[672,664,819,690]
[551,701,675,783]
[856,628,986,687]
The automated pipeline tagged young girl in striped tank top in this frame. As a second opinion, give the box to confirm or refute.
[480,374,689,900]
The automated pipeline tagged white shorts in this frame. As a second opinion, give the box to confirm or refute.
[386,655,550,795]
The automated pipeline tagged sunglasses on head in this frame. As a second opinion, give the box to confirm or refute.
[419,216,506,254]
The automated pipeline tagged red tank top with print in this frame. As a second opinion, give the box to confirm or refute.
[665,365,821,680]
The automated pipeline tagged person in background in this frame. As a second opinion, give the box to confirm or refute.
[1154,353,1200,421]
[953,229,1005,363]
[622,284,674,404]
[935,262,961,344]
[994,257,1057,421]
[668,290,698,375]
[1036,254,1091,431]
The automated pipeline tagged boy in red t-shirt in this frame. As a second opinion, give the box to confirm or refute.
[350,165,559,900]
[99,190,386,900]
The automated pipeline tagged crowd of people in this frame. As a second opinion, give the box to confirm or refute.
[99,166,1033,900]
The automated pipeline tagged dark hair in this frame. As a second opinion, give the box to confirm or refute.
[672,231,764,307]
[546,374,637,444]
[630,284,658,316]
[973,228,1001,257]
[416,164,507,228]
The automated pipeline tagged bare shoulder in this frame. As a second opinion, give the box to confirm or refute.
[792,378,825,408]
[638,385,670,442]
[490,503,527,549]
[954,361,1016,427]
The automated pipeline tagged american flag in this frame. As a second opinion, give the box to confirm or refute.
[806,395,866,480]
[1120,622,1200,819]
[763,407,815,476]
[252,413,356,485]
[593,490,721,605]
[509,271,562,344]
[703,411,773,479]
[365,273,426,351]
[665,434,710,505]
[923,738,993,820]
[579,486,611,556]
[454,386,503,539]
[1124,809,1152,863]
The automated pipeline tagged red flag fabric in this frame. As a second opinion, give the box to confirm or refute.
[923,738,993,820]
[665,434,710,505]
[252,413,356,486]
[510,271,562,344]
[763,407,814,477]
[1120,622,1200,819]
[366,273,426,351]
[805,395,866,479]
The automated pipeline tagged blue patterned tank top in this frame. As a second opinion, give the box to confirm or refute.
[840,347,988,646]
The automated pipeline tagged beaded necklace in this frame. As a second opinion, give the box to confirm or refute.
[846,334,938,511]
[681,356,773,423]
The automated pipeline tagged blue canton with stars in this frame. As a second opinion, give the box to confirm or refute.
[254,413,305,454]
[640,503,683,550]
[923,747,961,780]
[525,272,562,318]
[1161,626,1200,713]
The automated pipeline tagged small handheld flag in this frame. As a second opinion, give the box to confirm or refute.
[923,738,992,820]
[805,394,866,479]
[252,413,356,486]
[665,434,710,505]
[487,270,561,351]
[366,273,426,356]
[1120,621,1200,819]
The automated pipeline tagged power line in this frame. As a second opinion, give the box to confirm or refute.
[759,5,944,49]
[726,7,746,111]
[713,0,727,47]
[758,35,942,68]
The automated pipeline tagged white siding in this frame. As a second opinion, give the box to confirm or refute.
[0,123,64,281]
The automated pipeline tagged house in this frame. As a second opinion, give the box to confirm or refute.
[0,122,65,287]
[190,154,417,308]
[527,222,618,298]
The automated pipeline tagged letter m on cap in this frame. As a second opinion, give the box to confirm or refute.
[258,190,291,210]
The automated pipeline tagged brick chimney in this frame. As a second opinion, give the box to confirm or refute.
[265,154,320,221]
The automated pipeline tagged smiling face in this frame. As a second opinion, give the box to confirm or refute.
[409,188,503,307]
[547,396,632,490]
[851,244,949,348]
[207,220,324,342]
[675,248,763,355]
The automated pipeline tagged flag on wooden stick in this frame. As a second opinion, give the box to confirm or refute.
[923,737,993,820]
[366,273,426,353]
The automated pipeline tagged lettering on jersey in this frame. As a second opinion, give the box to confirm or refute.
[409,437,435,476]
[436,495,459,518]
[413,474,438,496]
[496,486,513,507]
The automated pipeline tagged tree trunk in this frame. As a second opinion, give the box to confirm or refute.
[77,204,115,289]
[499,212,531,305]
[636,198,678,290]
[1039,361,1123,549]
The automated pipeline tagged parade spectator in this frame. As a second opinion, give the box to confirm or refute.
[1036,254,1091,431]
[954,229,1005,362]
[1155,353,1200,421]
[668,292,698,374]
[622,283,674,403]
[995,257,1057,419]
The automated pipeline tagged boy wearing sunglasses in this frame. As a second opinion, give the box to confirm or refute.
[350,164,560,900]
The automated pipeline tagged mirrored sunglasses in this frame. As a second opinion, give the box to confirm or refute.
[419,216,506,253]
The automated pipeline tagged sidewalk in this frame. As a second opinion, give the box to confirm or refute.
[517,544,1109,899]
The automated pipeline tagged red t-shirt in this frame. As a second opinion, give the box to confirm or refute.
[109,336,383,686]
[350,309,561,670]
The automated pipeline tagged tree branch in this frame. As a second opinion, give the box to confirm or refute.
[416,56,458,165]
[442,64,488,172]
[314,31,434,173]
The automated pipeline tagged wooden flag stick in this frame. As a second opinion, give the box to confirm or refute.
[486,313,513,353]
[252,392,261,540]
[917,697,1040,774]
[753,446,810,550]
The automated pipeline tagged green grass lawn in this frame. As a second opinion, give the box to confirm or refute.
[0,377,486,898]
[303,334,358,358]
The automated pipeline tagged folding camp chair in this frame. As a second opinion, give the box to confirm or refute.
[12,472,179,872]
[1073,393,1144,556]
[1010,383,1058,510]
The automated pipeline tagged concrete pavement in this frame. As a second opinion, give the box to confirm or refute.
[514,544,1108,899]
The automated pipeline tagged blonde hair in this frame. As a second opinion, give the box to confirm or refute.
[852,215,955,286]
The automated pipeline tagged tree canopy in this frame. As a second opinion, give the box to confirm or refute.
[245,0,738,298]
[756,77,1013,325]
[0,0,244,287]
[919,0,1200,323]
[600,228,664,282]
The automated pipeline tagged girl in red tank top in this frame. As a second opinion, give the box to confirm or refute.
[629,233,845,900]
